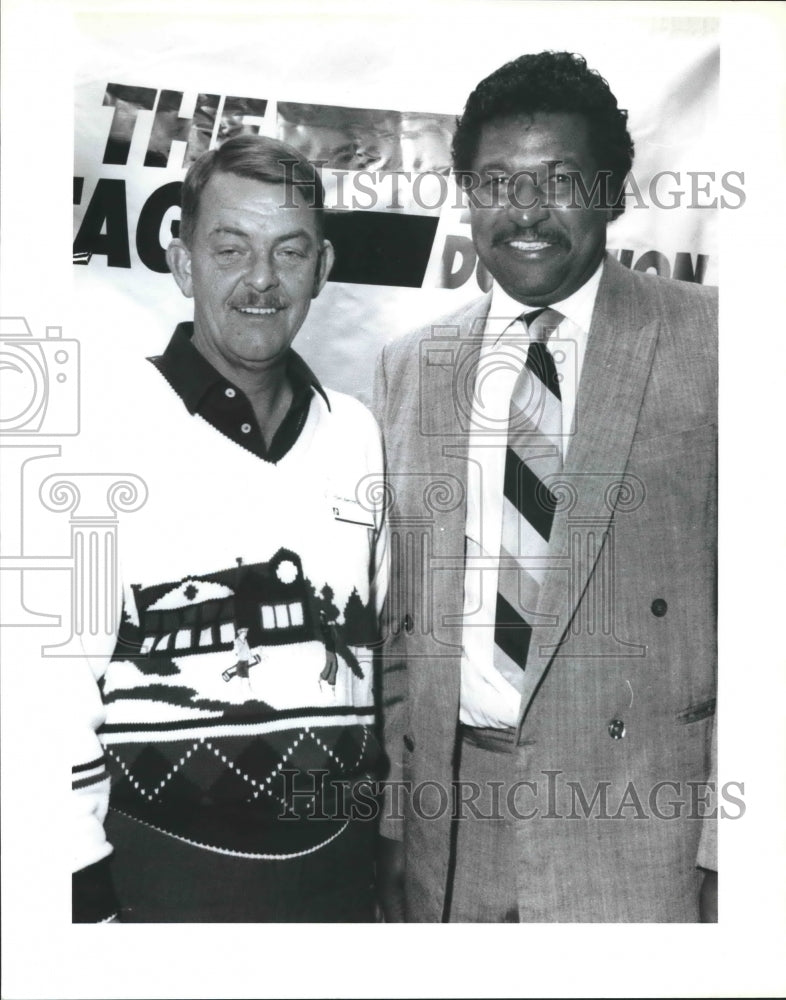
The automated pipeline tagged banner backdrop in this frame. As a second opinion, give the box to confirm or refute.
[72,10,720,408]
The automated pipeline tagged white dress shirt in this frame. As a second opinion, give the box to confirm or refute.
[459,261,603,728]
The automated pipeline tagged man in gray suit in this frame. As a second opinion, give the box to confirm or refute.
[374,51,718,922]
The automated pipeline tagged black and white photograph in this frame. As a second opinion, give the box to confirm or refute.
[1,0,784,997]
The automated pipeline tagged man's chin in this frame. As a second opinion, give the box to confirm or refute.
[498,276,566,306]
[480,251,569,304]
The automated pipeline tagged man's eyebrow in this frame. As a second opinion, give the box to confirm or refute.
[208,225,250,240]
[475,160,511,173]
[476,158,582,173]
[544,158,581,171]
[272,228,316,246]
[207,225,315,245]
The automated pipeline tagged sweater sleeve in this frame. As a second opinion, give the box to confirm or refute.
[71,653,117,921]
[70,583,134,922]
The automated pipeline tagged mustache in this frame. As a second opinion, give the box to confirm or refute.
[231,295,288,310]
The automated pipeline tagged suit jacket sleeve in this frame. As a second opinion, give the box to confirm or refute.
[696,712,718,871]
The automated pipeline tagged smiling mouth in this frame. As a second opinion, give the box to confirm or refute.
[236,306,283,316]
[506,239,555,252]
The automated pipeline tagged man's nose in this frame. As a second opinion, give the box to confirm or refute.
[243,252,279,289]
[506,177,551,228]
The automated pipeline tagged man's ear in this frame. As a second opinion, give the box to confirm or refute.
[166,239,194,299]
[312,240,335,299]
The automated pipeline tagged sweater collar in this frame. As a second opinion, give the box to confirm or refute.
[152,322,330,416]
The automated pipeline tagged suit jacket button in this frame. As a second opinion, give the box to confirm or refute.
[651,598,668,617]
[403,735,415,752]
[403,614,414,634]
[608,719,626,740]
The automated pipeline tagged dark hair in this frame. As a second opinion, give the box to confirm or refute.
[179,134,326,246]
[452,51,634,219]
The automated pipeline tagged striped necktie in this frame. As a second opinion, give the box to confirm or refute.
[493,308,563,695]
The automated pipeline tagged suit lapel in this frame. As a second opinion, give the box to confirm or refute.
[409,296,490,695]
[516,257,661,723]
[416,294,491,440]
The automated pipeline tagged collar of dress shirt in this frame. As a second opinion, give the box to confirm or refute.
[487,257,605,343]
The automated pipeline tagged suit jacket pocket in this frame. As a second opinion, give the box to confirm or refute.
[628,421,716,466]
[677,697,716,725]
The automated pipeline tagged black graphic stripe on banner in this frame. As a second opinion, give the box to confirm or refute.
[324,211,438,287]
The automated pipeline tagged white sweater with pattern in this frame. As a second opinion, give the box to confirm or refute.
[70,357,386,921]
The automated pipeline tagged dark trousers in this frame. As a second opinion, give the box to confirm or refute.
[106,809,376,922]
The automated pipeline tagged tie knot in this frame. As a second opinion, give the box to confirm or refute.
[522,307,562,343]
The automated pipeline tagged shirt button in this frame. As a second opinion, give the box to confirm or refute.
[240,423,252,434]
[651,598,668,617]
[608,719,626,740]
[224,387,236,399]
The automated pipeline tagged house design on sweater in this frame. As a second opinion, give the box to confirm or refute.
[133,548,316,659]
